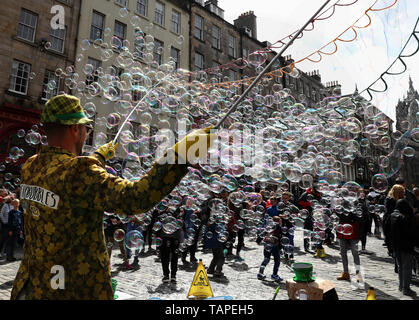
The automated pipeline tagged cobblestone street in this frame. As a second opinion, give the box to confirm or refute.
[1,228,418,301]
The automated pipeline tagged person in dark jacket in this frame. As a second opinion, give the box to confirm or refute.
[383,184,405,257]
[335,199,362,282]
[395,178,416,210]
[390,197,416,296]
[6,199,23,262]
[204,215,226,277]
[298,186,322,255]
[357,190,370,254]
[104,213,133,270]
[257,215,283,282]
[157,208,183,283]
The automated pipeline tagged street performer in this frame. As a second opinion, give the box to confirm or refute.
[11,94,215,300]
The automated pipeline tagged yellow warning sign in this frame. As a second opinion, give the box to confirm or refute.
[187,260,214,299]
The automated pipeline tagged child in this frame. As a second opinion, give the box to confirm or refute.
[257,215,283,282]
[6,199,23,262]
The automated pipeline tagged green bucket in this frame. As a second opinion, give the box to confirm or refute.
[112,279,118,299]
[291,262,315,282]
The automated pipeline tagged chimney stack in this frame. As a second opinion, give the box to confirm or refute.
[234,11,257,39]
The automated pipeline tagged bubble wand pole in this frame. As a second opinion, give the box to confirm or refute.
[214,0,332,130]
[112,73,174,145]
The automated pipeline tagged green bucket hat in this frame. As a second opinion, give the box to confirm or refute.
[41,94,93,125]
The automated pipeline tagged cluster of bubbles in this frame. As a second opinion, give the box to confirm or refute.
[1,14,418,252]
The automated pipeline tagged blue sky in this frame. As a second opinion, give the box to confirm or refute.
[220,0,419,121]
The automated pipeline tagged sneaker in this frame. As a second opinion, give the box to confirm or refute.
[257,273,266,280]
[170,276,177,283]
[206,268,214,275]
[271,274,283,282]
[6,257,16,262]
[162,276,170,283]
[124,261,134,270]
[337,272,350,281]
[234,256,244,262]
[403,288,416,296]
[132,257,139,266]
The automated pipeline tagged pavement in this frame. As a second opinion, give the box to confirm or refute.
[1,228,418,301]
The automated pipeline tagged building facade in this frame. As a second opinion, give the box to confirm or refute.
[72,0,190,157]
[0,0,81,177]
[395,77,419,187]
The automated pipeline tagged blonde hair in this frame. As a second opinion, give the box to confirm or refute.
[388,184,405,201]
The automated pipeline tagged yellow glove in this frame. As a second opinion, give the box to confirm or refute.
[173,127,216,164]
[94,141,118,161]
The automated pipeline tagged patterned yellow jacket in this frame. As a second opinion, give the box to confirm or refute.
[11,146,188,300]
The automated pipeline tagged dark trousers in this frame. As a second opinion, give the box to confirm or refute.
[260,246,280,275]
[395,251,413,291]
[208,248,225,273]
[369,213,380,234]
[105,234,128,263]
[6,233,16,259]
[0,223,9,253]
[236,229,245,255]
[160,238,179,277]
[182,230,200,262]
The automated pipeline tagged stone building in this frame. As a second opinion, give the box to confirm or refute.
[189,1,277,91]
[395,76,419,187]
[0,0,81,175]
[72,0,190,156]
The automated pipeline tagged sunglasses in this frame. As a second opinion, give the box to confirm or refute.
[79,124,93,135]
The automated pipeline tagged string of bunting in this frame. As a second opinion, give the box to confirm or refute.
[199,0,398,90]
[186,0,360,76]
[357,16,419,102]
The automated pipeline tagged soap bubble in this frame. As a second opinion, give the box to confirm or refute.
[371,174,388,193]
[114,229,125,242]
[124,230,144,249]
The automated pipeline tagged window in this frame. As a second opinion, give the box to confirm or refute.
[194,15,203,40]
[228,69,237,81]
[153,39,164,65]
[137,0,148,16]
[154,1,165,26]
[171,10,181,34]
[90,11,105,41]
[113,20,127,48]
[50,27,66,53]
[194,52,203,71]
[17,9,38,42]
[86,57,102,85]
[228,34,236,57]
[212,25,221,49]
[170,47,180,69]
[9,60,31,95]
[134,36,145,59]
[42,70,60,101]
[115,0,128,6]
[213,61,222,82]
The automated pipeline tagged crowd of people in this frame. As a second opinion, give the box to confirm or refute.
[2,173,419,297]
[3,94,419,300]
[0,188,24,262]
[96,173,419,295]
